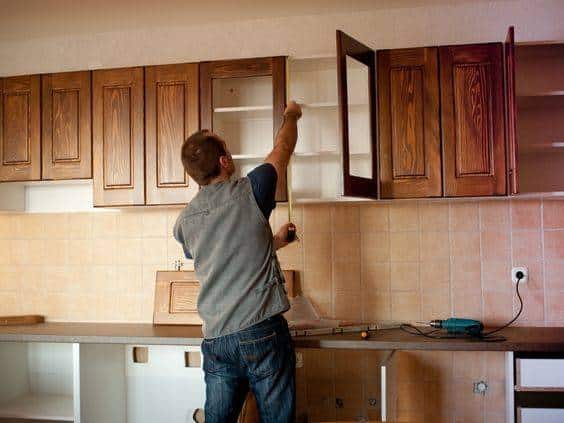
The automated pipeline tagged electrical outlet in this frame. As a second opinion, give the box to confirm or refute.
[512,266,528,284]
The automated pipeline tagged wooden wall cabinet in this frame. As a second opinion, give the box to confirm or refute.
[440,43,507,197]
[378,47,442,198]
[0,75,41,182]
[145,64,199,205]
[42,71,92,180]
[92,67,145,206]
[200,57,287,202]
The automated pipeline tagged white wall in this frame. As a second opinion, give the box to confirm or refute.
[1,0,563,76]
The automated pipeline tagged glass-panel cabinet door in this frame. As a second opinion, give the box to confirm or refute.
[336,30,378,198]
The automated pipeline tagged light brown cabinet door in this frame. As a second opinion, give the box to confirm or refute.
[92,67,145,206]
[145,64,199,205]
[42,71,92,180]
[378,47,441,198]
[505,26,518,195]
[440,43,507,197]
[0,75,41,182]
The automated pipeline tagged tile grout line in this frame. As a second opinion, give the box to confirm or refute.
[478,201,485,323]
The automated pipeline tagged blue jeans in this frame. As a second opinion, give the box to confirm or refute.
[201,314,295,423]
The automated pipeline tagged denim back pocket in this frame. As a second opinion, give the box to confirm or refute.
[239,330,288,379]
[201,338,231,374]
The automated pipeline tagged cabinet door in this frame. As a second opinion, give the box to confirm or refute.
[336,30,378,198]
[200,57,287,202]
[42,71,92,180]
[505,26,518,194]
[0,75,41,182]
[440,43,507,196]
[92,67,145,206]
[145,64,199,205]
[378,47,441,198]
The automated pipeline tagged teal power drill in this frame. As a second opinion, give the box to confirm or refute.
[428,318,484,336]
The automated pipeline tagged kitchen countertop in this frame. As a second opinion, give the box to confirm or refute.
[0,323,563,352]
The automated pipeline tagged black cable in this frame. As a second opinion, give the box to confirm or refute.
[400,274,525,342]
[481,274,524,337]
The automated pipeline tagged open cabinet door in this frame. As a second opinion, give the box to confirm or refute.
[337,30,378,198]
[505,26,519,194]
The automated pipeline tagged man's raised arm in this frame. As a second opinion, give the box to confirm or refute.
[265,101,302,177]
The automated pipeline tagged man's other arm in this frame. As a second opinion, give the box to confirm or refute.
[265,101,302,179]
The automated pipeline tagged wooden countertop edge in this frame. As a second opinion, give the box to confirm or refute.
[0,323,562,352]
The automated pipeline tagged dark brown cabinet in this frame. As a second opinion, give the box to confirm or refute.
[377,47,441,198]
[0,75,41,182]
[92,67,145,206]
[440,43,507,197]
[42,71,92,180]
[145,63,200,205]
[200,57,287,202]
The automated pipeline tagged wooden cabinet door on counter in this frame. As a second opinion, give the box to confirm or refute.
[0,75,41,182]
[42,71,92,180]
[145,64,199,205]
[440,43,507,196]
[92,67,145,206]
[378,47,441,198]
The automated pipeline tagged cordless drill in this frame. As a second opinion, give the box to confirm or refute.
[428,318,484,336]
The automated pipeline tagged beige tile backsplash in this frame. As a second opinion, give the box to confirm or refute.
[0,198,563,327]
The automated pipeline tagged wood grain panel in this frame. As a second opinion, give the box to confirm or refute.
[42,71,92,180]
[378,47,441,198]
[0,75,41,181]
[145,63,199,205]
[453,63,491,175]
[103,86,133,188]
[440,43,506,197]
[170,282,199,313]
[92,67,145,206]
[52,90,79,161]
[390,66,425,178]
[200,57,287,202]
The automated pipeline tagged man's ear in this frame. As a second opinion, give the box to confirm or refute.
[219,155,230,169]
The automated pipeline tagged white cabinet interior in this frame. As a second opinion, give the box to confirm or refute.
[0,342,75,422]
[516,43,564,194]
[79,344,205,423]
[213,76,274,181]
[288,56,371,201]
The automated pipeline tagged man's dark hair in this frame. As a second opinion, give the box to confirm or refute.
[181,130,227,185]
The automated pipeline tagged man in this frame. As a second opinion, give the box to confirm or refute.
[173,101,302,423]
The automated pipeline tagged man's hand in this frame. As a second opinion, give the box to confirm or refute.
[284,101,302,120]
[273,222,297,250]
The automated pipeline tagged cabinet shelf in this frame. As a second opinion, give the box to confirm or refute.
[213,105,272,113]
[0,393,74,421]
[516,92,564,109]
[520,142,564,154]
